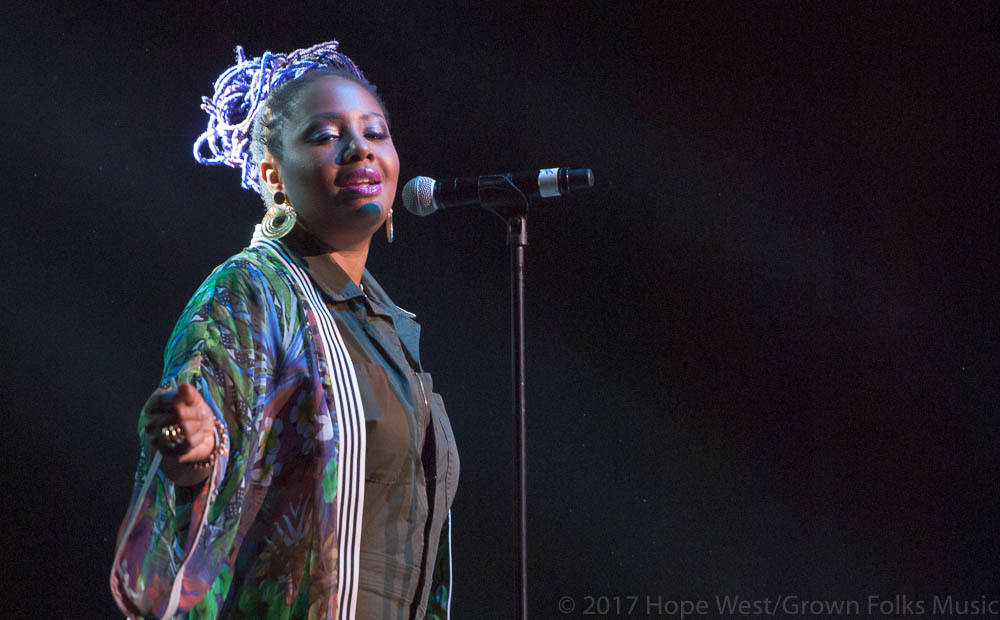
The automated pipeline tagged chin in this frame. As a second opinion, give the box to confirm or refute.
[357,201,384,219]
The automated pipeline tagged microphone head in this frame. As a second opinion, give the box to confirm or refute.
[402,176,438,216]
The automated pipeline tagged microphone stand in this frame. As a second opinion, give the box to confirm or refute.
[478,176,531,620]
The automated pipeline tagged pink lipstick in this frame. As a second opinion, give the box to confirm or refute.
[336,167,383,196]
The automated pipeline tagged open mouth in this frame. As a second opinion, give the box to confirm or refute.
[336,167,383,192]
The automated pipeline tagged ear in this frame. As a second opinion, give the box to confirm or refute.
[259,156,283,196]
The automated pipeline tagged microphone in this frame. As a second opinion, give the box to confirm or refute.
[402,168,594,216]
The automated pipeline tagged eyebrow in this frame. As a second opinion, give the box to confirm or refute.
[304,112,386,123]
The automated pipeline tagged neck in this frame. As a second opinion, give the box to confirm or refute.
[281,224,371,285]
[328,246,369,285]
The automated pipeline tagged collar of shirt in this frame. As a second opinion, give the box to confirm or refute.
[300,251,423,370]
[301,252,367,303]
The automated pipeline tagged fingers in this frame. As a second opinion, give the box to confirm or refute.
[144,389,178,415]
[176,382,199,406]
[145,383,202,413]
[143,383,214,460]
[148,422,209,456]
[145,384,207,424]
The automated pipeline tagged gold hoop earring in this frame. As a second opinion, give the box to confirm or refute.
[386,207,394,243]
[262,191,296,239]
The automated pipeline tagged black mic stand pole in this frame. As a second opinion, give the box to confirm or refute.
[479,177,531,620]
[509,210,529,620]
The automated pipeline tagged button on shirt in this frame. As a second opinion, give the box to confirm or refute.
[303,254,459,619]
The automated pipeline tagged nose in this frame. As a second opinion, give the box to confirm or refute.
[339,130,375,164]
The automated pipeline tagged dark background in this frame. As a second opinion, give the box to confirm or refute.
[3,1,997,617]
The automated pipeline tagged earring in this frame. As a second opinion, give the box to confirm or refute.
[386,207,394,243]
[261,191,296,239]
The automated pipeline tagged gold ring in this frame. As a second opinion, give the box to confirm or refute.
[160,423,185,448]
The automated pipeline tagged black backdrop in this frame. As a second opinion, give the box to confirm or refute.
[3,1,997,618]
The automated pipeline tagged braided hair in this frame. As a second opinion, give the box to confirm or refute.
[193,40,386,204]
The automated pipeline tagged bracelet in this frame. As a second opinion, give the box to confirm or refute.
[188,417,229,470]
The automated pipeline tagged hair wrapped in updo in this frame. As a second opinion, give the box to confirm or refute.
[193,40,383,198]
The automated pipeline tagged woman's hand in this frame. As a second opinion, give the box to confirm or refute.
[144,383,217,487]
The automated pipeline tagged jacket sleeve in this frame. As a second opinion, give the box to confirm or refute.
[111,259,287,619]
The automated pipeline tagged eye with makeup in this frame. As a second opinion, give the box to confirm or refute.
[306,127,340,144]
[363,127,390,140]
[305,124,389,145]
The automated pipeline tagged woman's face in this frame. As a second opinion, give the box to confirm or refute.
[267,74,399,248]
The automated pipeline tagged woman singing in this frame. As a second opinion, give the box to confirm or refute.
[110,41,459,620]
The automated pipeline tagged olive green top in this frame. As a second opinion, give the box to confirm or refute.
[303,254,460,619]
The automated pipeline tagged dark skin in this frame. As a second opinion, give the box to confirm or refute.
[146,76,399,486]
[260,74,399,283]
[143,383,216,486]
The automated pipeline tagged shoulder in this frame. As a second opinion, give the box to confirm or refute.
[173,245,305,324]
[199,245,298,299]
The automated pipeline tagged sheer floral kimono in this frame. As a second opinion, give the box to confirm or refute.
[110,236,452,619]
